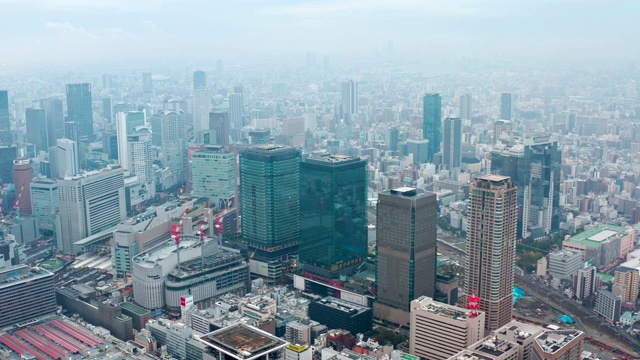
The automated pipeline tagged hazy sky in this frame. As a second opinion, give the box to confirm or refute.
[1,0,638,67]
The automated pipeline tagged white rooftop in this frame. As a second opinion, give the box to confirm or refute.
[587,230,617,242]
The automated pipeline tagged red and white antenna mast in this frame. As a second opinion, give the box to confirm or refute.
[467,290,480,318]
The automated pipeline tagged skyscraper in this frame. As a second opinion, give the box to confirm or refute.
[385,128,399,152]
[13,158,33,214]
[0,146,17,184]
[193,71,206,90]
[0,90,10,144]
[300,154,367,277]
[51,138,79,179]
[116,111,146,169]
[191,145,235,209]
[406,138,429,164]
[25,108,48,152]
[57,167,126,254]
[161,110,186,184]
[193,89,211,136]
[493,119,512,145]
[422,93,441,163]
[41,97,64,148]
[127,127,154,197]
[443,117,462,169]
[142,72,153,93]
[466,175,517,330]
[376,187,437,314]
[103,97,112,123]
[341,80,358,123]
[240,145,301,282]
[209,111,230,146]
[491,134,560,238]
[229,92,243,138]
[500,93,512,120]
[460,93,472,120]
[30,178,59,231]
[66,83,93,141]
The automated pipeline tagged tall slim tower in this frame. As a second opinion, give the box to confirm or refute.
[193,89,211,136]
[300,154,367,277]
[229,92,243,137]
[240,145,300,282]
[51,138,79,178]
[127,127,154,197]
[500,93,512,120]
[423,93,441,163]
[116,111,146,169]
[460,94,472,120]
[0,90,10,145]
[142,72,153,93]
[341,80,358,123]
[443,117,462,169]
[161,110,186,184]
[191,145,235,209]
[41,98,64,148]
[209,111,230,146]
[376,187,437,312]
[66,83,93,141]
[13,158,33,214]
[193,71,206,90]
[465,175,518,330]
[25,108,48,152]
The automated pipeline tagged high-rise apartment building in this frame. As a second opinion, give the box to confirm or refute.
[209,111,230,146]
[191,145,235,210]
[613,266,639,304]
[30,178,59,231]
[57,167,126,254]
[127,127,155,196]
[423,93,442,163]
[142,72,153,93]
[500,93,512,120]
[50,138,79,179]
[410,296,485,360]
[41,98,65,148]
[376,188,437,313]
[460,94,472,120]
[161,110,186,184]
[443,117,462,169]
[491,134,561,238]
[240,145,301,282]
[466,175,517,330]
[300,154,367,277]
[193,71,206,90]
[66,83,93,141]
[574,264,596,300]
[13,158,33,214]
[25,108,48,152]
[193,89,211,136]
[341,80,358,123]
[0,90,10,145]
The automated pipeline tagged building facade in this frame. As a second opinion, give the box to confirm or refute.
[66,83,93,141]
[191,145,235,210]
[0,265,56,328]
[422,93,441,163]
[443,117,462,169]
[13,158,33,214]
[161,110,186,184]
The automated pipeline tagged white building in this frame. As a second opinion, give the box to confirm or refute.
[161,110,186,184]
[127,127,155,197]
[51,138,78,178]
[191,145,235,209]
[193,89,211,136]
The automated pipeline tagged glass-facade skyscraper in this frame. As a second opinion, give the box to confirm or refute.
[0,90,11,145]
[422,93,441,163]
[300,154,367,279]
[240,145,301,281]
[443,117,462,169]
[66,83,93,141]
[500,92,512,120]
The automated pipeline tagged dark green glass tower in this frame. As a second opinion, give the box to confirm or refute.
[66,83,93,141]
[300,154,367,279]
[240,144,301,281]
[422,93,441,163]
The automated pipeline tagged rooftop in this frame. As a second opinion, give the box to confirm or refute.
[121,302,151,316]
[564,224,629,248]
[199,324,287,360]
[413,296,476,322]
[534,330,584,354]
[0,265,53,290]
[132,236,201,268]
[314,296,371,315]
[304,154,362,165]
[477,174,510,182]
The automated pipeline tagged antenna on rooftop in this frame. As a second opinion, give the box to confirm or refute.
[467,290,480,318]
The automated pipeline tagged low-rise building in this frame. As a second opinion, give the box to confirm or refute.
[548,250,582,280]
[309,297,373,336]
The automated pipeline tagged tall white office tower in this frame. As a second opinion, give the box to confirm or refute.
[229,93,243,128]
[116,111,146,170]
[341,80,358,123]
[50,138,79,179]
[127,127,155,197]
[460,93,472,120]
[161,110,186,184]
[57,167,126,254]
[193,89,211,137]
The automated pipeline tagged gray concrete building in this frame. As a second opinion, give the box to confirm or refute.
[548,250,583,280]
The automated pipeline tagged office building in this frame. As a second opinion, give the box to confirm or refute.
[423,93,441,163]
[613,266,639,304]
[341,80,358,123]
[64,120,79,143]
[495,320,545,360]
[25,108,48,152]
[573,264,596,300]
[116,110,146,169]
[50,138,79,179]
[161,110,186,184]
[308,297,372,335]
[443,117,462,169]
[142,72,153,93]
[285,320,311,345]
[466,175,518,330]
[300,154,367,278]
[0,265,56,328]
[13,158,32,214]
[57,167,126,254]
[284,344,312,360]
[127,127,155,196]
[229,92,243,137]
[0,90,10,144]
[385,128,399,152]
[406,138,430,164]
[194,70,207,90]
[460,94,472,120]
[209,111,230,146]
[561,224,631,267]
[191,145,235,210]
[500,93,512,120]
[240,145,301,282]
[199,324,288,360]
[193,88,211,136]
[594,290,621,324]
[103,97,112,123]
[491,134,560,238]
[533,329,584,360]
[493,120,512,145]
[147,319,205,360]
[0,145,17,184]
[376,187,437,325]
[30,178,59,230]
[66,83,93,141]
[548,250,582,280]
[410,296,485,360]
[41,98,65,148]
[447,335,520,360]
